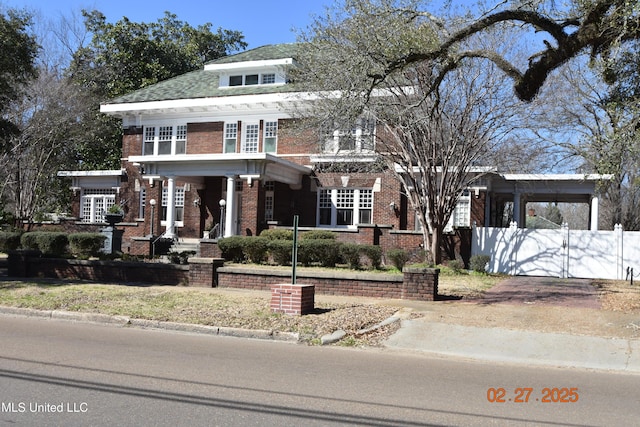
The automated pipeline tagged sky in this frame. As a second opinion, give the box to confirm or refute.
[5,0,331,48]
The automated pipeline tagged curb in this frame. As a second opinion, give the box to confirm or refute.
[0,306,299,343]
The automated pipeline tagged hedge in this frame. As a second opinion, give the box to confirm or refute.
[0,231,22,253]
[68,233,106,258]
[20,232,68,256]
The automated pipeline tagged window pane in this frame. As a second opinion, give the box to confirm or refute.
[229,75,242,86]
[245,74,259,85]
[337,209,353,225]
[144,127,155,155]
[176,125,186,154]
[359,209,372,224]
[261,73,275,84]
[225,123,237,153]
[158,126,172,155]
[242,124,259,153]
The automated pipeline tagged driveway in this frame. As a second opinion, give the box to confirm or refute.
[475,276,601,309]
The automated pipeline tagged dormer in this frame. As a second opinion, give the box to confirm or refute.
[204,44,296,89]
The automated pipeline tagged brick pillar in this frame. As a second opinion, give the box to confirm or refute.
[7,250,40,278]
[188,257,225,287]
[402,267,439,301]
[270,284,315,315]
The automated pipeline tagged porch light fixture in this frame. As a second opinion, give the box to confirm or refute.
[149,199,156,236]
[219,199,226,239]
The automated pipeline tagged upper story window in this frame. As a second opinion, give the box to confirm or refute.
[144,125,186,156]
[225,72,280,88]
[323,118,375,154]
[224,120,278,154]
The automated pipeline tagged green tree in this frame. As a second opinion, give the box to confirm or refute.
[0,8,39,141]
[68,11,247,169]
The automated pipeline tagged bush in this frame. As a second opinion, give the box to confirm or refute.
[470,254,491,273]
[243,237,269,264]
[0,231,22,252]
[447,259,465,273]
[360,245,382,269]
[20,232,68,256]
[267,239,292,265]
[218,236,246,262]
[68,233,106,257]
[386,248,409,271]
[300,230,336,240]
[297,239,341,267]
[259,229,293,240]
[340,243,362,269]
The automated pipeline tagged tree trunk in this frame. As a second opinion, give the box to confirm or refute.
[431,228,442,265]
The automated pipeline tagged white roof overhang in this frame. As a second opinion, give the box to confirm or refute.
[129,153,311,187]
[100,92,296,118]
[57,169,125,191]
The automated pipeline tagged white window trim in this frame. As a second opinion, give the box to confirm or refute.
[143,124,187,156]
[80,189,116,223]
[241,122,260,153]
[317,188,373,228]
[161,186,185,228]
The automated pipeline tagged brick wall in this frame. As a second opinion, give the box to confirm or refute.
[217,266,439,301]
[270,284,315,315]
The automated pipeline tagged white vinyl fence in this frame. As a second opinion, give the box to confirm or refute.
[472,223,640,280]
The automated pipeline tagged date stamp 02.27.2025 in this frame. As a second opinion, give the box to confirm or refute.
[487,387,579,403]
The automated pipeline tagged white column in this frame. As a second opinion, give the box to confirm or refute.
[224,176,236,237]
[165,176,176,239]
[590,196,599,231]
[512,192,521,228]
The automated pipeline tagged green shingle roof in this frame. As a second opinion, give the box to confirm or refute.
[104,44,300,105]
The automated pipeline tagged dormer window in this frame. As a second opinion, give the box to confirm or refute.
[229,75,243,86]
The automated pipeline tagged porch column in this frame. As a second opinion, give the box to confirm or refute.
[165,176,177,238]
[224,176,236,237]
[512,192,522,228]
[589,196,599,231]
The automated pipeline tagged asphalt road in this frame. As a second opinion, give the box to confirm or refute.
[0,316,639,426]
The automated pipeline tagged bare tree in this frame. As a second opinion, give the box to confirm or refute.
[0,68,89,224]
[294,0,524,263]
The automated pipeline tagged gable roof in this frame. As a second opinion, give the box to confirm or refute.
[103,44,300,105]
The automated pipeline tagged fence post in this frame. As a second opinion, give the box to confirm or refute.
[615,223,623,280]
[561,223,569,279]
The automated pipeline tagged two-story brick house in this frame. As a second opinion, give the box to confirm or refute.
[58,43,606,261]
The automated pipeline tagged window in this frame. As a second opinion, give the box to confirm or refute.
[143,125,188,156]
[318,189,373,227]
[161,186,185,223]
[264,121,278,153]
[242,123,259,153]
[224,123,237,153]
[139,188,146,219]
[323,118,375,154]
[261,73,275,84]
[227,73,277,87]
[80,189,116,223]
[450,190,471,229]
[264,181,275,221]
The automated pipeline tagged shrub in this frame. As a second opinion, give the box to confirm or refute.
[243,237,269,264]
[300,230,336,240]
[20,232,68,256]
[259,229,293,240]
[447,259,465,273]
[386,248,409,271]
[470,254,491,273]
[340,243,362,270]
[0,231,22,252]
[68,233,106,257]
[360,245,382,269]
[152,238,174,256]
[217,236,246,262]
[298,239,341,267]
[267,239,292,265]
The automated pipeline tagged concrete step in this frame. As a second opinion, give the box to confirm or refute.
[170,238,200,256]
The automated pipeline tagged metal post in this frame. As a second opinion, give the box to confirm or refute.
[291,215,299,284]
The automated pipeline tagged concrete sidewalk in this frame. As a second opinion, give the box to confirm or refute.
[384,317,640,372]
